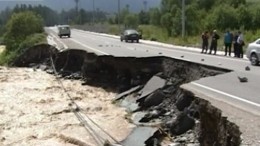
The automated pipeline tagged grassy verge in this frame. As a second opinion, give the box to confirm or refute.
[0,33,47,65]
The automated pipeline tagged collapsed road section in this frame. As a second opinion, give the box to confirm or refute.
[12,44,241,146]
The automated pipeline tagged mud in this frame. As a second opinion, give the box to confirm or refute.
[0,66,133,146]
[11,44,241,146]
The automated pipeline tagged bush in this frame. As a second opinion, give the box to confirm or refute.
[0,33,46,65]
[138,25,168,41]
[0,11,45,65]
[4,11,44,52]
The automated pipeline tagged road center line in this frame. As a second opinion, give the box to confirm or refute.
[191,82,260,107]
[69,38,109,55]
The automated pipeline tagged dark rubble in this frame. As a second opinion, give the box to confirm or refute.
[13,44,242,146]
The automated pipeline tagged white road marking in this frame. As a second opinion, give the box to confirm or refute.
[191,82,260,107]
[137,43,248,63]
[72,29,248,63]
[50,33,68,49]
[69,38,109,55]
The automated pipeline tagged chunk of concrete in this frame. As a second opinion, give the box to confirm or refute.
[140,90,165,108]
[114,85,142,101]
[137,76,166,101]
[176,94,194,111]
[121,127,158,146]
[170,112,195,135]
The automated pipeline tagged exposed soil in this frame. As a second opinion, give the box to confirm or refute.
[3,44,243,146]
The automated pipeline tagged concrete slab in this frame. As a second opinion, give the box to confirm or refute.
[137,76,166,101]
[121,127,158,146]
[114,85,142,101]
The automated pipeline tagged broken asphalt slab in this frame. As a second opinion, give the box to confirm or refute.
[137,75,167,102]
[114,85,143,101]
[121,127,158,146]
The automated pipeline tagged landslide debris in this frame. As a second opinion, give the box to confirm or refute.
[12,44,241,146]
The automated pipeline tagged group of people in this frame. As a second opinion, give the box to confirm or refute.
[201,30,245,58]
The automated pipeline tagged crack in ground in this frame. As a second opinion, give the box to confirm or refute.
[12,44,241,146]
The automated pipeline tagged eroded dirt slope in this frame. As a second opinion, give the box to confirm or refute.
[0,67,133,146]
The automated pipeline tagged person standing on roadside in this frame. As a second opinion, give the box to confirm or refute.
[237,31,245,58]
[233,31,239,57]
[209,30,220,55]
[224,30,232,56]
[201,31,209,53]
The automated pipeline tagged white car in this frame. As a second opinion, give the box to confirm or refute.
[246,39,260,66]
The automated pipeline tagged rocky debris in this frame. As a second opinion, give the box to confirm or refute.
[238,76,248,82]
[137,75,166,102]
[121,127,159,146]
[245,66,250,71]
[11,45,240,146]
[169,112,195,135]
[139,89,166,108]
[114,85,143,101]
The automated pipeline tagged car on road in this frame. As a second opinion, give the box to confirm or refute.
[120,29,141,43]
[246,38,260,66]
[58,25,71,38]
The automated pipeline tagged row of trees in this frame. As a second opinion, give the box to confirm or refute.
[109,0,260,37]
[1,0,260,38]
[0,4,107,29]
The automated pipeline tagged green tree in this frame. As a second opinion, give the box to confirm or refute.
[138,10,150,24]
[124,14,138,28]
[227,0,246,8]
[160,13,172,36]
[196,0,215,11]
[252,6,260,30]
[4,11,44,51]
[149,8,161,26]
[205,5,238,30]
[236,5,252,30]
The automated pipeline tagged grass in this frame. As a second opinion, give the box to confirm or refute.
[137,25,202,48]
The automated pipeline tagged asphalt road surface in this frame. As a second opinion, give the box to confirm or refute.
[45,27,260,116]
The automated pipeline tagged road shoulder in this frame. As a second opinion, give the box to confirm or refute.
[181,84,260,145]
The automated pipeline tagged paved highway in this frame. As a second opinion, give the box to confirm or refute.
[45,27,260,116]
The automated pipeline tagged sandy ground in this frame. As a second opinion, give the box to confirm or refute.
[0,66,134,146]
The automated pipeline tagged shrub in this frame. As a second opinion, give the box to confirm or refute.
[0,11,45,65]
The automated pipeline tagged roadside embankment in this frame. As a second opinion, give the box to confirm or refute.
[9,44,242,146]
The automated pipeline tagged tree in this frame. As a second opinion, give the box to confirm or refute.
[4,11,44,51]
[160,13,172,36]
[124,14,138,28]
[252,6,260,30]
[236,5,252,30]
[196,0,215,11]
[228,0,246,8]
[205,4,238,31]
[138,10,150,24]
[149,8,161,26]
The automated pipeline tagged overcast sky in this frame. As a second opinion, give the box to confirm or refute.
[0,0,161,12]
